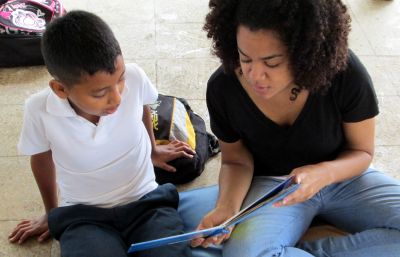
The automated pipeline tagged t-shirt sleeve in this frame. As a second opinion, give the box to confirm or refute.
[136,65,158,105]
[17,100,50,155]
[206,69,240,143]
[336,51,379,122]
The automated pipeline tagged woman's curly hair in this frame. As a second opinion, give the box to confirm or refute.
[203,0,351,93]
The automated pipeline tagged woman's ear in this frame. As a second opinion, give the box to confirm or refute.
[49,79,69,99]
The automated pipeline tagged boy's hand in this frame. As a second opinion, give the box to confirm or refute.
[152,140,196,172]
[8,214,50,244]
[191,206,236,248]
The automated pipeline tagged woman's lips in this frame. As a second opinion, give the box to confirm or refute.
[253,84,271,94]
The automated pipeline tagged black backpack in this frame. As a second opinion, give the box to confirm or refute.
[151,94,220,184]
[0,0,66,67]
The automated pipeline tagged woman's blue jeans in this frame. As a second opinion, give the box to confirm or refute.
[178,169,400,257]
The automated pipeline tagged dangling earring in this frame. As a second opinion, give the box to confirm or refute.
[290,85,301,101]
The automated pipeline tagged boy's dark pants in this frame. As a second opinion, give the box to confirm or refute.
[48,183,192,257]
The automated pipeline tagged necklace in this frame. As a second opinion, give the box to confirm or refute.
[290,85,302,101]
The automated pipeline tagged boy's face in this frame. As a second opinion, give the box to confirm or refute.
[51,56,126,123]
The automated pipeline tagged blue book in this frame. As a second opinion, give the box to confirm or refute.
[128,177,299,253]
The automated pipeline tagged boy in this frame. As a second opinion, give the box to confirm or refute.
[8,10,194,257]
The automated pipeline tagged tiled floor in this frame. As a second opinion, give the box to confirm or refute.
[0,0,399,256]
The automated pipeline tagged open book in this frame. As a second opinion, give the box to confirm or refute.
[128,177,299,253]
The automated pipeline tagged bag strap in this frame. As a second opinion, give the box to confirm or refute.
[207,133,220,157]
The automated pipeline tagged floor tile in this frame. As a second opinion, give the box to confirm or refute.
[349,20,375,55]
[125,59,157,85]
[156,23,213,59]
[374,146,400,180]
[155,0,209,23]
[375,96,400,146]
[0,105,23,157]
[156,58,220,99]
[0,156,43,220]
[62,0,154,24]
[0,84,47,105]
[394,83,400,96]
[0,67,49,86]
[0,67,49,105]
[347,0,400,55]
[113,23,156,60]
[50,241,60,257]
[359,56,399,96]
[362,56,400,84]
[87,0,154,24]
[57,0,88,11]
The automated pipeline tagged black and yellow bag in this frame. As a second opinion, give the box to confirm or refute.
[151,94,220,184]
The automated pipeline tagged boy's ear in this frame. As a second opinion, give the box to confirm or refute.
[49,79,69,99]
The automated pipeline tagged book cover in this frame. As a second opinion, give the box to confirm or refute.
[128,177,298,253]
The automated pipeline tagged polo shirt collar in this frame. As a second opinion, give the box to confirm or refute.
[46,89,77,117]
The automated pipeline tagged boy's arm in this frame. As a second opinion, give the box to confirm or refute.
[142,105,195,172]
[31,150,58,213]
[9,150,57,244]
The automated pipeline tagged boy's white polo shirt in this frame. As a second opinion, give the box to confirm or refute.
[18,63,158,208]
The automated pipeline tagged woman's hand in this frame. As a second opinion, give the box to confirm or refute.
[8,214,50,244]
[274,163,332,207]
[151,140,196,172]
[191,206,236,248]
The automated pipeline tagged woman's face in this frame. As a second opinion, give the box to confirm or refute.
[236,25,294,100]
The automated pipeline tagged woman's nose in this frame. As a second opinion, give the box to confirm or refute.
[248,62,267,82]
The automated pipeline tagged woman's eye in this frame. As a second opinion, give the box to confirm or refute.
[264,62,280,68]
[240,59,251,63]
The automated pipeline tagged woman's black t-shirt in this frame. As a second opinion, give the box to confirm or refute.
[206,50,379,176]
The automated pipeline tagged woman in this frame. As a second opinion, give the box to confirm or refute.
[189,0,400,256]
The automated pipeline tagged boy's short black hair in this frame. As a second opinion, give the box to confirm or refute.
[42,10,122,86]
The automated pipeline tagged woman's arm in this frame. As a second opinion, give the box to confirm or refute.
[191,139,254,247]
[319,117,375,183]
[279,117,375,206]
[216,139,255,214]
